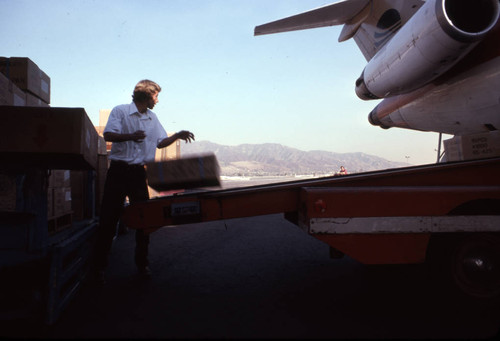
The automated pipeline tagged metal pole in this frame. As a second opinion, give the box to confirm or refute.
[437,133,442,163]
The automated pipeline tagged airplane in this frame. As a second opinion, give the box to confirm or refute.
[254,0,500,157]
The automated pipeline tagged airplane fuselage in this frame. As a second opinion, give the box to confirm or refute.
[255,0,500,137]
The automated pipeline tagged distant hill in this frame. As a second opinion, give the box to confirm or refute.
[180,141,407,176]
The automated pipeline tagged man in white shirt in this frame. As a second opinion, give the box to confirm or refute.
[93,79,194,283]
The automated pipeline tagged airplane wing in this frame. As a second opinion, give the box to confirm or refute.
[254,0,370,37]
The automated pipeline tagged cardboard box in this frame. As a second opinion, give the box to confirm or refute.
[48,170,71,188]
[95,126,113,152]
[0,57,50,103]
[97,135,108,155]
[26,92,50,107]
[0,106,99,169]
[146,153,221,191]
[70,170,86,220]
[53,187,72,216]
[0,72,26,106]
[444,131,500,161]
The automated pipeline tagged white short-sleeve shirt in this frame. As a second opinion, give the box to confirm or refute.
[104,102,168,165]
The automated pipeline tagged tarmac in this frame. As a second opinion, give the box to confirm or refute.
[1,213,500,339]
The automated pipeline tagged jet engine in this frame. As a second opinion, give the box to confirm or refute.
[368,57,500,135]
[355,0,500,100]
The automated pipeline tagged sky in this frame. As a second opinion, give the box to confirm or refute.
[1,0,449,165]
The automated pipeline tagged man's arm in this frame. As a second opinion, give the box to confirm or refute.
[104,130,146,143]
[157,130,195,148]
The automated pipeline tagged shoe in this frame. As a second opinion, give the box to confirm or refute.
[138,266,151,279]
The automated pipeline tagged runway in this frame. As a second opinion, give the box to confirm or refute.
[2,214,499,339]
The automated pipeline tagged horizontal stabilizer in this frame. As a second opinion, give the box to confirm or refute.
[254,0,369,36]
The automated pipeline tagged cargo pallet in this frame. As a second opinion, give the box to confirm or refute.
[1,105,101,325]
[48,212,73,236]
[46,221,96,324]
[0,169,97,325]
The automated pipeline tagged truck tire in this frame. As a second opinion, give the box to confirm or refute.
[451,234,500,300]
[427,233,500,303]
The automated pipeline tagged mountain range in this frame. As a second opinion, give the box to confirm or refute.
[180,141,408,176]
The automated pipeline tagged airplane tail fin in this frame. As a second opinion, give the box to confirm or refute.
[255,0,424,61]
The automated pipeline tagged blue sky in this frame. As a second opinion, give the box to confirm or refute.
[1,0,447,165]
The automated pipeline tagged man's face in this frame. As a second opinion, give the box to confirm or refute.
[148,92,159,109]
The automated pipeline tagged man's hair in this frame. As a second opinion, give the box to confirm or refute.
[132,79,161,102]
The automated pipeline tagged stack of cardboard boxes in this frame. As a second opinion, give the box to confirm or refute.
[0,57,50,107]
[47,170,72,219]
[0,57,104,233]
[0,106,99,169]
[443,131,500,162]
[0,57,54,217]
[1,55,219,228]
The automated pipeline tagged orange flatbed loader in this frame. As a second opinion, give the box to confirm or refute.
[123,157,500,299]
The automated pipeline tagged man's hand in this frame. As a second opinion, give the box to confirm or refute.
[157,130,195,148]
[177,130,195,143]
[131,130,146,142]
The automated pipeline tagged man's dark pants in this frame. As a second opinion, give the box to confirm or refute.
[94,160,150,271]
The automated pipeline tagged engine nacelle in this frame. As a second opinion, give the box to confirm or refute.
[355,0,499,100]
[368,57,500,135]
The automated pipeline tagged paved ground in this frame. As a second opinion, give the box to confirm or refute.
[2,214,500,339]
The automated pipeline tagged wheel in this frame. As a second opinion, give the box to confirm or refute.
[451,234,500,300]
[427,233,500,303]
